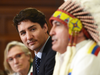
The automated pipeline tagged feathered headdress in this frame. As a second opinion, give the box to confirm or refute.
[49,0,100,46]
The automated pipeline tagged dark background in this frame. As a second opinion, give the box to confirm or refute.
[0,0,63,70]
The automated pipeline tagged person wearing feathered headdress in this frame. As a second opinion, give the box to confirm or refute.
[49,0,100,75]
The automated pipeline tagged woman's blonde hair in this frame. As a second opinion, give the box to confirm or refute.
[3,41,33,74]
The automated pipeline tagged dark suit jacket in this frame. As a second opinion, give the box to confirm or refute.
[33,37,56,75]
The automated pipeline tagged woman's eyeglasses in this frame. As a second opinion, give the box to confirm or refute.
[6,52,25,63]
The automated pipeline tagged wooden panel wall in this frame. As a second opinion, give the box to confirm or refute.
[0,0,63,70]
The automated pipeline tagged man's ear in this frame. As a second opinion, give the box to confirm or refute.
[43,23,48,33]
[78,31,86,40]
[77,31,86,43]
[78,31,84,38]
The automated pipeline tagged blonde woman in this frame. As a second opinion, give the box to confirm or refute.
[4,41,33,75]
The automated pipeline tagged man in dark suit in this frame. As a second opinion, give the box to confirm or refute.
[13,8,56,75]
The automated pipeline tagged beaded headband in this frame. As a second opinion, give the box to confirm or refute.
[49,9,82,36]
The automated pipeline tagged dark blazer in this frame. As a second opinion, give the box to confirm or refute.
[33,37,56,75]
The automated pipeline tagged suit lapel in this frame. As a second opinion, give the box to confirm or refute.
[33,37,52,75]
[40,37,52,65]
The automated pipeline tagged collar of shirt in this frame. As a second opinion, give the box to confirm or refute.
[59,52,66,63]
[35,36,50,59]
[76,39,91,51]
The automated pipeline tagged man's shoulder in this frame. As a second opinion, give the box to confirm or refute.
[42,36,56,58]
[43,37,53,52]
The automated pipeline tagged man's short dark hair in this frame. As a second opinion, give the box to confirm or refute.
[13,8,48,31]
